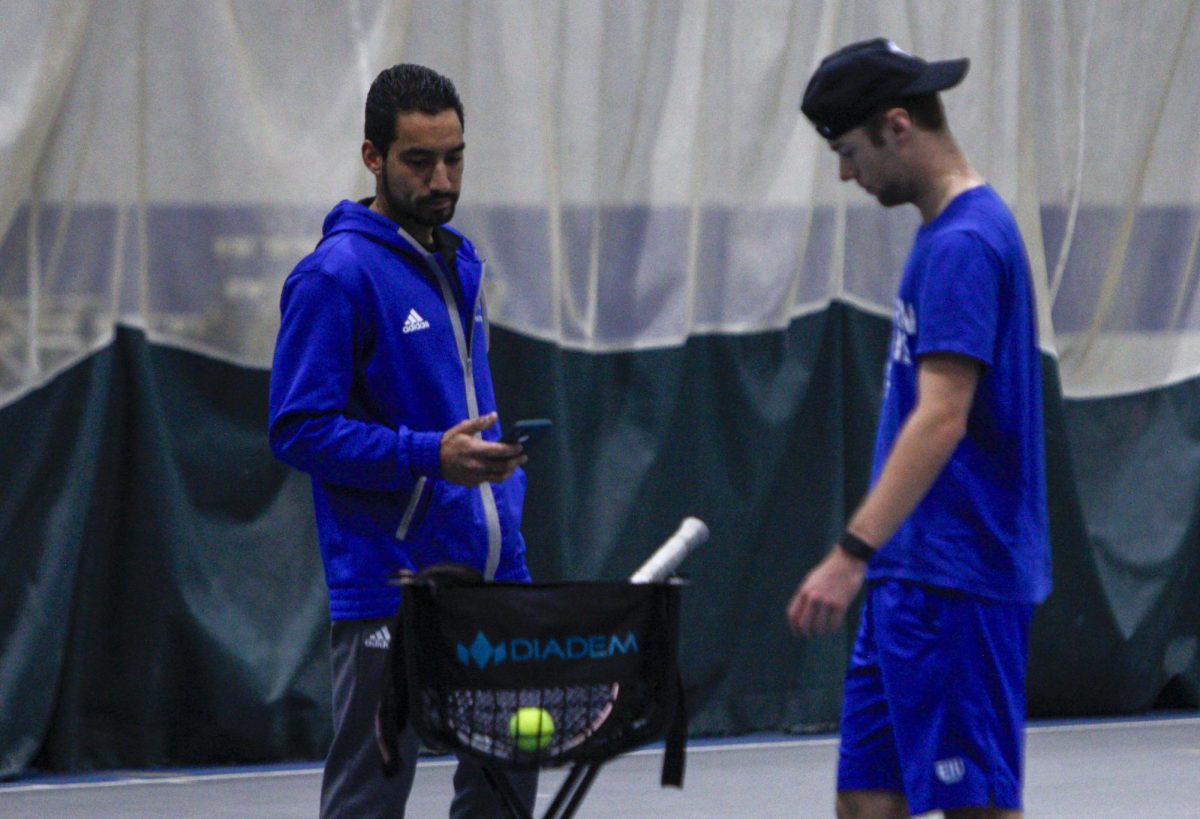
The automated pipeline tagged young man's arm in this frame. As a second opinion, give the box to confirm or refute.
[786,352,981,637]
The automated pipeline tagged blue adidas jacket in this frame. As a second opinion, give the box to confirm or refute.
[268,199,530,620]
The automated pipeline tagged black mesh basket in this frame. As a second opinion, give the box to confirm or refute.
[377,567,687,812]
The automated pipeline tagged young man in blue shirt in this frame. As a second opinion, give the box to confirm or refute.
[786,40,1051,819]
[269,64,537,818]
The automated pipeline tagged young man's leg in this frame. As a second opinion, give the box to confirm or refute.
[321,618,418,819]
[836,790,908,819]
[873,581,1033,817]
[837,584,910,819]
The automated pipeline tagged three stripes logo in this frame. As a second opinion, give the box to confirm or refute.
[363,625,391,650]
[402,309,430,334]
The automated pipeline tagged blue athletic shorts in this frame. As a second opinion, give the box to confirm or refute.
[837,579,1034,814]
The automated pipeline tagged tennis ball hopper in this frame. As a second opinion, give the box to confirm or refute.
[377,518,708,819]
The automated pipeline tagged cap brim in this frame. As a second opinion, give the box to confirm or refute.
[901,57,969,96]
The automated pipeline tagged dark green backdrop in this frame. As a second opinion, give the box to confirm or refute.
[1,309,1197,778]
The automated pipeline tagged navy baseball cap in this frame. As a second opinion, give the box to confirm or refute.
[801,38,969,139]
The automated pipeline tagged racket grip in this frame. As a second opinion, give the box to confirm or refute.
[630,517,709,583]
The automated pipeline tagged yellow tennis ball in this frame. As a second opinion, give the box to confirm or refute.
[509,707,555,752]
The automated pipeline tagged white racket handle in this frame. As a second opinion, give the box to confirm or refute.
[630,517,709,583]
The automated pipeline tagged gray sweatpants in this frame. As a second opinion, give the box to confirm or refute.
[320,617,538,819]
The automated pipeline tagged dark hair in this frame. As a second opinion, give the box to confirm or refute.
[863,92,946,145]
[364,64,464,156]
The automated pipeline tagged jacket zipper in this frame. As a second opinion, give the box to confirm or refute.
[395,476,427,540]
[426,255,503,581]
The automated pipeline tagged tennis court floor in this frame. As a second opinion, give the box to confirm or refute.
[3,714,1197,817]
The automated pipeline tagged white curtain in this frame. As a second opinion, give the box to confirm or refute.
[2,0,1199,403]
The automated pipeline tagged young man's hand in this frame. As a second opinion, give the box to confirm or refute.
[786,546,867,638]
[439,413,526,486]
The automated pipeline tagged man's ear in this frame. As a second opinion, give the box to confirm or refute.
[362,139,384,176]
[883,107,915,147]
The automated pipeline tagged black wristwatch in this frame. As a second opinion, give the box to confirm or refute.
[838,531,875,563]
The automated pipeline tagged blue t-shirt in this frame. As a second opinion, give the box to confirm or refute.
[867,185,1051,604]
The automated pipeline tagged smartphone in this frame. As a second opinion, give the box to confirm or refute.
[500,418,553,449]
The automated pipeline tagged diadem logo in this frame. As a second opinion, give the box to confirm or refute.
[455,630,639,670]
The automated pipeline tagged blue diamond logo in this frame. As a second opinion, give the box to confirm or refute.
[469,632,495,669]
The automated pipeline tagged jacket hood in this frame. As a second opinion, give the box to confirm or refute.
[319,199,471,263]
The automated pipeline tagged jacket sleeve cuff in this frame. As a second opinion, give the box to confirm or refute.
[406,430,443,478]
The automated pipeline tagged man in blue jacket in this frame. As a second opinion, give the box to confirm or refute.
[269,63,537,818]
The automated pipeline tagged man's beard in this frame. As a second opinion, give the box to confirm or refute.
[381,173,458,227]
